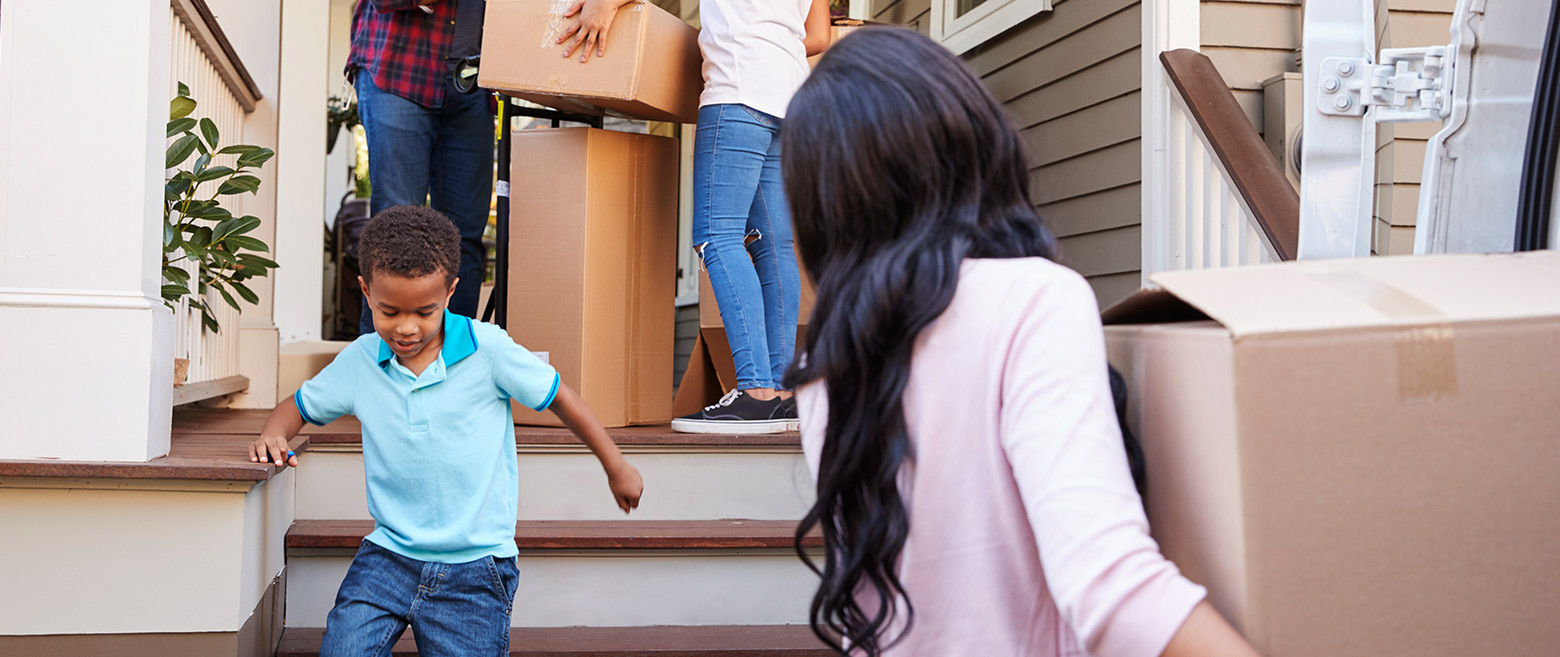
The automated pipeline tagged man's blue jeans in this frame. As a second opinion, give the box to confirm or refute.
[319,540,519,657]
[355,70,493,333]
[693,104,801,391]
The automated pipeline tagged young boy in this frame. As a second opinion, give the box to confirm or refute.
[248,205,643,656]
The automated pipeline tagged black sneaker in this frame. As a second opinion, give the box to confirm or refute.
[777,396,800,432]
[671,390,791,434]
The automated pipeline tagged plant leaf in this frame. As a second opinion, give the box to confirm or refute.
[165,134,201,169]
[161,283,189,300]
[238,254,280,270]
[162,266,191,284]
[177,82,191,98]
[238,149,276,169]
[202,309,222,334]
[224,235,270,253]
[216,284,242,312]
[214,215,261,242]
[189,226,213,248]
[217,175,262,196]
[217,145,261,155]
[194,166,235,183]
[192,152,211,174]
[199,118,220,150]
[167,118,197,137]
[231,281,259,304]
[171,96,197,120]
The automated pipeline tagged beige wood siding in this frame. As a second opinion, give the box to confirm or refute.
[877,0,1144,307]
[1375,0,1456,254]
[1201,0,1301,134]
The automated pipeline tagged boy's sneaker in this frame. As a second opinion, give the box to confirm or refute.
[671,390,791,434]
[777,396,800,432]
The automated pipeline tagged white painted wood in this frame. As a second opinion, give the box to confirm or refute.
[287,551,819,628]
[933,0,1054,56]
[0,486,250,634]
[0,0,176,460]
[295,448,816,522]
[273,0,330,345]
[1141,0,1201,280]
[240,467,295,626]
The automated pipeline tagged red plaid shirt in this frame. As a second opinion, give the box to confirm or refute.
[349,0,458,109]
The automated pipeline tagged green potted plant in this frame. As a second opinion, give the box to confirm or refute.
[163,82,278,338]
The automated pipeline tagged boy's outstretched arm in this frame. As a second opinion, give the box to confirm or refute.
[247,399,305,469]
[549,383,644,513]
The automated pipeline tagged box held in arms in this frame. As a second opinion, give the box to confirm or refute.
[479,0,702,123]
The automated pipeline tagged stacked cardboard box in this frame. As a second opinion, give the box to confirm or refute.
[1102,251,1560,656]
[479,0,703,123]
[505,128,677,428]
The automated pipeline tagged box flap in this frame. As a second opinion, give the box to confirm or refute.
[1111,252,1560,338]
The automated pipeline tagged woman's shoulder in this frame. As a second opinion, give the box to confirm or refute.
[960,257,1096,304]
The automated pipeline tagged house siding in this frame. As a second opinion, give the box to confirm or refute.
[878,0,1145,307]
[1375,0,1456,255]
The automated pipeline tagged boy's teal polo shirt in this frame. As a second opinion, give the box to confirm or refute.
[295,311,559,563]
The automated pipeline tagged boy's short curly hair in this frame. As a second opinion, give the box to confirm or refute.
[358,205,461,287]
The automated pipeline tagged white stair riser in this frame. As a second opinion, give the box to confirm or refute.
[295,450,816,521]
[286,552,818,627]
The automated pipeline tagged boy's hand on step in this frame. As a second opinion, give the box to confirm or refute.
[607,461,643,514]
[248,435,298,469]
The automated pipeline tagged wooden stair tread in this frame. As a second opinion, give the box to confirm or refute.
[0,433,307,483]
[277,625,832,656]
[288,519,823,550]
[174,408,801,447]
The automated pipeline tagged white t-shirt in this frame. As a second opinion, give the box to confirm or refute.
[698,0,811,119]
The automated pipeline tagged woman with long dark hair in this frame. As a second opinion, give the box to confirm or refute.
[785,28,1260,656]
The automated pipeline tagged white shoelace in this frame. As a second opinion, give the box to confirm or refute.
[703,389,742,412]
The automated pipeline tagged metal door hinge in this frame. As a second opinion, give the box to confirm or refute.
[1317,47,1451,122]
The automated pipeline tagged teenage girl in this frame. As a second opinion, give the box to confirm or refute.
[783,28,1263,657]
[560,0,832,434]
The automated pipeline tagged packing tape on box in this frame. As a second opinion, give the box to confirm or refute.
[541,0,647,48]
[540,0,574,48]
[1308,272,1459,402]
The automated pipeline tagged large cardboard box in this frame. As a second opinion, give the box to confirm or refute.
[507,127,676,427]
[1102,251,1560,656]
[672,257,816,415]
[479,0,702,123]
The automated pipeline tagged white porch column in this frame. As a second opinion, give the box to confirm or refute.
[208,0,283,409]
[273,0,330,347]
[0,0,175,461]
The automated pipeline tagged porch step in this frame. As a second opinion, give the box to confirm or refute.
[276,625,832,656]
[288,519,822,551]
[285,520,823,628]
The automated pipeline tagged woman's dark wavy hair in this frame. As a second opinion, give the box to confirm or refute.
[782,27,1057,655]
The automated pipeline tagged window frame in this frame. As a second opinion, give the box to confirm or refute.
[930,0,1052,55]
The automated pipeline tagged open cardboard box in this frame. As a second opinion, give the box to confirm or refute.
[505,127,677,427]
[672,256,816,416]
[479,0,703,123]
[1102,251,1560,656]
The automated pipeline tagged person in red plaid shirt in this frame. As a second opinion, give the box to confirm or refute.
[348,0,492,334]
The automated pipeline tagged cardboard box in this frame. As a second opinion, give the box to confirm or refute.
[1102,251,1560,656]
[506,127,677,427]
[807,19,880,67]
[671,255,815,415]
[479,0,703,123]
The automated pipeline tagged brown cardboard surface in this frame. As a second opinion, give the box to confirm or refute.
[1104,251,1560,656]
[479,0,702,123]
[506,127,676,427]
[697,257,817,330]
[807,20,888,67]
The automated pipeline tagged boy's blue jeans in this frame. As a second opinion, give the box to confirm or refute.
[693,104,801,391]
[354,70,494,334]
[320,540,519,657]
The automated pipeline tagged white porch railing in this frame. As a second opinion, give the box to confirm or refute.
[1144,49,1300,279]
[167,1,259,404]
[1162,97,1280,271]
